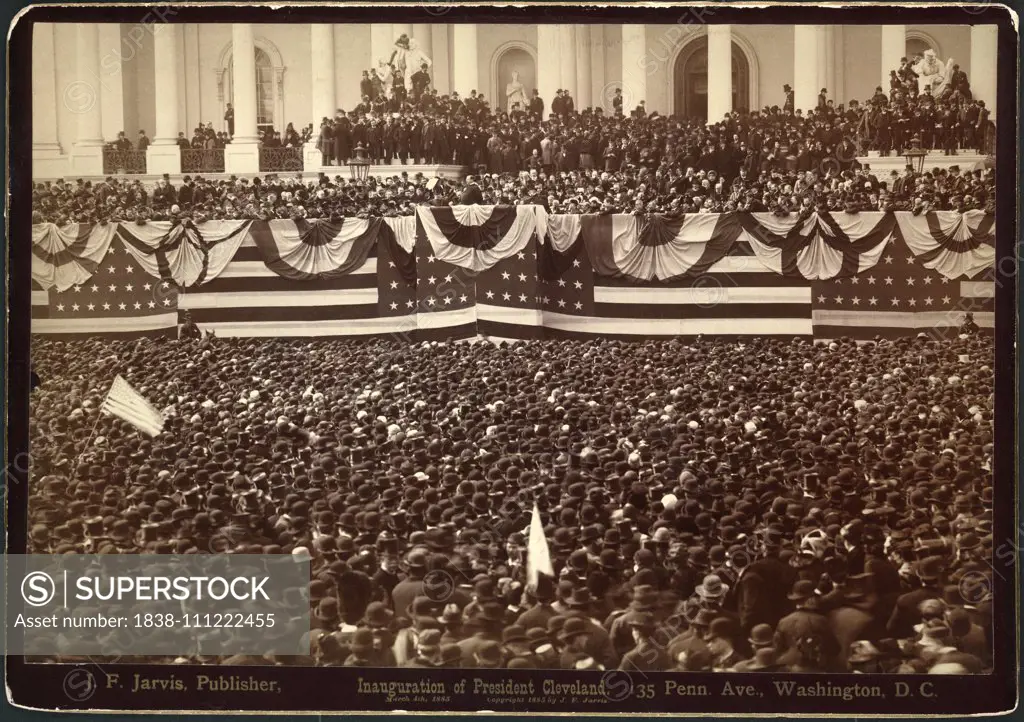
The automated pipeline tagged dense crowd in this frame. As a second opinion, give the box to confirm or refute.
[29,330,993,672]
[43,52,994,225]
[320,51,990,168]
[32,159,994,224]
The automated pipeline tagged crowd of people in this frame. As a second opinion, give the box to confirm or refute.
[310,50,991,170]
[48,52,995,224]
[32,157,994,224]
[109,120,314,154]
[29,329,993,672]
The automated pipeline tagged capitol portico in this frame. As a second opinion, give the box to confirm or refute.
[32,21,998,179]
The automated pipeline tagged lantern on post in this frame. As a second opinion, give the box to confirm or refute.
[903,134,927,175]
[349,142,372,182]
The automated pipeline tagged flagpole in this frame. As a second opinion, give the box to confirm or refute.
[68,381,115,484]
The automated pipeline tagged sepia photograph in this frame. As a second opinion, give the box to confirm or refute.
[7,2,1017,716]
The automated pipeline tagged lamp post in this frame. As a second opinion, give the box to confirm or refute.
[349,142,372,182]
[903,134,927,175]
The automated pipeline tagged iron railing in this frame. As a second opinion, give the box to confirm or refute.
[259,147,304,173]
[180,148,226,174]
[102,150,148,175]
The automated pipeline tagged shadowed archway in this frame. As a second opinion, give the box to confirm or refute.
[673,36,751,120]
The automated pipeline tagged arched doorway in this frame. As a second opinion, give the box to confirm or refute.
[674,37,750,120]
[492,44,536,114]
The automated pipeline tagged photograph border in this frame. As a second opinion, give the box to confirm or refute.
[5,2,1019,716]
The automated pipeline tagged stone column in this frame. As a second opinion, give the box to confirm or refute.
[589,25,606,112]
[816,26,829,102]
[880,25,905,92]
[970,24,998,122]
[307,24,335,170]
[707,25,733,122]
[833,26,846,103]
[335,24,364,111]
[147,24,182,175]
[32,24,61,152]
[413,24,433,57]
[32,23,66,178]
[575,30,592,109]
[370,24,393,68]
[823,26,836,102]
[413,24,433,89]
[184,24,202,134]
[310,24,337,124]
[98,24,125,145]
[431,24,451,96]
[70,24,105,176]
[621,25,647,115]
[224,23,260,174]
[559,26,578,99]
[452,24,479,96]
[793,25,823,113]
[537,25,561,117]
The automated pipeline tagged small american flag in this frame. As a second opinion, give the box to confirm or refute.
[101,375,165,437]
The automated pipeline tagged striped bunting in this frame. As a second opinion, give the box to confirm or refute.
[32,240,178,340]
[176,236,411,338]
[487,226,813,340]
[32,222,118,292]
[811,238,995,341]
[28,211,996,342]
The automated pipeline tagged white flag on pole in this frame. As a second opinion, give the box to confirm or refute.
[100,375,165,437]
[526,503,554,589]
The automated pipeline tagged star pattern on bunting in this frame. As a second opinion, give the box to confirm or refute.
[413,231,475,316]
[47,240,178,322]
[813,244,968,324]
[376,231,418,318]
[476,236,540,316]
[538,240,595,317]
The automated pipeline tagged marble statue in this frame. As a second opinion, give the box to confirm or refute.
[386,34,432,92]
[506,69,528,113]
[914,49,954,96]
